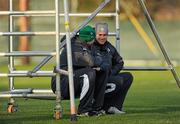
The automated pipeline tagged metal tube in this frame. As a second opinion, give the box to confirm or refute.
[10,89,53,94]
[123,66,171,71]
[0,31,58,36]
[0,11,55,15]
[8,0,15,92]
[0,11,116,17]
[32,89,53,93]
[0,93,56,99]
[29,0,111,74]
[1,89,53,94]
[0,66,171,77]
[54,0,62,119]
[0,51,56,56]
[28,56,53,74]
[7,0,16,108]
[10,70,55,77]
[11,70,53,73]
[63,0,77,120]
[0,73,55,77]
[138,0,180,88]
[115,0,120,53]
[56,68,69,76]
[10,88,33,94]
[0,31,116,36]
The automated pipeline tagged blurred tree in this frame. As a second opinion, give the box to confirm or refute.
[120,0,180,21]
[70,0,78,29]
[19,0,30,64]
[78,0,115,12]
[0,0,19,11]
[146,0,180,21]
[70,0,78,12]
[0,0,8,11]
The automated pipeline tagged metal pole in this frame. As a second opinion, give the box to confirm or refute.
[28,0,111,75]
[0,31,116,36]
[54,0,62,120]
[8,0,16,111]
[0,51,56,56]
[138,0,180,88]
[115,0,120,53]
[8,0,14,92]
[63,0,77,121]
[0,93,55,99]
[0,11,116,17]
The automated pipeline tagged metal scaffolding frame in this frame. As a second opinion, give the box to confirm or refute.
[138,0,180,87]
[0,0,179,120]
[0,0,112,120]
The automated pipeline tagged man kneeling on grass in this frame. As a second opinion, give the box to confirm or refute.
[51,26,110,117]
[90,22,133,114]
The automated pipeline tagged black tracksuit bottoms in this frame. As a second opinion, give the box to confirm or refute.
[103,72,133,111]
[51,67,109,114]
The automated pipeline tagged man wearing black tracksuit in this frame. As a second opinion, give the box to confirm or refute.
[51,26,109,116]
[91,22,133,114]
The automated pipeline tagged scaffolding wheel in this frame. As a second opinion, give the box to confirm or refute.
[53,111,62,120]
[7,104,18,113]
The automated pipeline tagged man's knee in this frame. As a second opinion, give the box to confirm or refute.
[117,72,133,84]
[125,72,133,85]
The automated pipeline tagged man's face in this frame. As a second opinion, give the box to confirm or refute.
[96,31,107,45]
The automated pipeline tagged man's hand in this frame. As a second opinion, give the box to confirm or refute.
[93,67,101,71]
[100,63,111,71]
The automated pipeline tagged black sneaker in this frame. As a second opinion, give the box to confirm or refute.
[77,112,89,117]
[88,109,106,117]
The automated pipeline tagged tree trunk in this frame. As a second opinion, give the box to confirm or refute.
[70,0,78,29]
[19,0,30,64]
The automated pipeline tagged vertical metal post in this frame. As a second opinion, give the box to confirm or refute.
[54,0,62,120]
[8,0,16,109]
[63,0,77,121]
[138,0,180,88]
[115,0,120,53]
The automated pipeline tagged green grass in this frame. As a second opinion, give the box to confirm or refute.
[0,65,180,124]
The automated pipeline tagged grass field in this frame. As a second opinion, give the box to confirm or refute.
[0,65,180,124]
[1,0,180,123]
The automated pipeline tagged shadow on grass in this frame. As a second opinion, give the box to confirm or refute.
[127,105,180,114]
[0,113,71,124]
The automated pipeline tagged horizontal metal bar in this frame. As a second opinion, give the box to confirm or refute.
[0,67,172,77]
[123,66,172,71]
[2,89,53,94]
[0,32,57,36]
[0,32,116,36]
[0,93,55,99]
[66,13,116,17]
[11,70,53,73]
[0,69,69,77]
[56,68,69,76]
[10,88,33,94]
[32,89,53,93]
[0,11,116,17]
[0,11,55,15]
[11,70,69,77]
[13,13,116,17]
[8,89,53,94]
[0,72,55,77]
[108,32,116,36]
[0,51,56,56]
